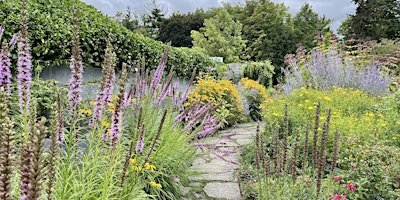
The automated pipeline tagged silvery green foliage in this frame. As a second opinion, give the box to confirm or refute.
[283,50,393,96]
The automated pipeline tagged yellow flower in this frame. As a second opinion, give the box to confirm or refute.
[145,163,156,171]
[298,103,303,107]
[323,96,332,101]
[307,106,314,110]
[273,112,279,117]
[102,121,111,128]
[367,112,375,117]
[150,181,162,188]
[133,165,142,172]
[377,114,383,118]
[304,100,310,103]
[130,98,136,104]
[107,102,115,109]
[129,158,136,165]
[317,127,322,131]
[397,121,400,125]
[381,123,387,127]
[111,94,119,101]
[81,109,92,115]
[90,101,95,106]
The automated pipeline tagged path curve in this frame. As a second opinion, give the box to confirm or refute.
[182,122,262,200]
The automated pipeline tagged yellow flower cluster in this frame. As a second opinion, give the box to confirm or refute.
[240,78,269,101]
[150,181,162,188]
[81,109,92,115]
[186,76,243,126]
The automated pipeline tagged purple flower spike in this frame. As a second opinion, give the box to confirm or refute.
[150,44,170,93]
[68,14,84,117]
[17,29,32,114]
[135,128,145,153]
[0,41,13,94]
[9,34,18,48]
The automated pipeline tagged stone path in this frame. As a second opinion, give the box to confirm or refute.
[182,122,261,200]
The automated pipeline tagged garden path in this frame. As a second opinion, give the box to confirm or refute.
[182,122,262,200]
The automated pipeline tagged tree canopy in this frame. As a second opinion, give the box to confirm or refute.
[341,0,400,40]
[191,8,246,63]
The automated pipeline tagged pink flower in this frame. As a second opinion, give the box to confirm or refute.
[334,176,341,181]
[347,183,356,190]
[342,197,348,200]
[351,163,357,169]
[332,194,341,200]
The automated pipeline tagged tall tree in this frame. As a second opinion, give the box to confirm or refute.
[242,1,295,67]
[191,8,246,63]
[159,9,210,47]
[113,6,140,31]
[347,0,400,40]
[143,0,166,40]
[293,3,331,49]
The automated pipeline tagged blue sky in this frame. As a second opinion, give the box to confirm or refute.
[81,0,356,32]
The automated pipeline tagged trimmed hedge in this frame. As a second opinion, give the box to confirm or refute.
[0,0,216,79]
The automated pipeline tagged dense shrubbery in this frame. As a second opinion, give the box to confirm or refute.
[242,60,275,88]
[185,74,243,128]
[0,0,216,79]
[238,77,269,121]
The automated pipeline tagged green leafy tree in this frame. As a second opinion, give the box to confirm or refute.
[242,1,295,67]
[346,0,400,40]
[159,9,209,47]
[191,8,246,63]
[293,3,331,49]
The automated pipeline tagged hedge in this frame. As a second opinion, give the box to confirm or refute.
[0,0,217,79]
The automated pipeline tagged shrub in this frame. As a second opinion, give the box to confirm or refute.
[242,60,275,88]
[336,143,400,200]
[238,77,269,121]
[0,0,216,79]
[185,74,243,128]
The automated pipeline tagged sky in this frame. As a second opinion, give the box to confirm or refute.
[81,0,357,33]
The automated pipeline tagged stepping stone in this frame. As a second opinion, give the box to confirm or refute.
[203,182,241,200]
[189,171,235,181]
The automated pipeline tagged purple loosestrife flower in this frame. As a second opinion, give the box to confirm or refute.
[68,8,84,117]
[150,43,170,94]
[89,39,116,127]
[17,5,32,114]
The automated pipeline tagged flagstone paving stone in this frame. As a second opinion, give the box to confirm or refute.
[183,122,263,199]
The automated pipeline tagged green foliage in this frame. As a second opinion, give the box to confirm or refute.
[337,144,400,199]
[242,60,275,88]
[0,0,216,79]
[191,8,246,63]
[345,0,400,40]
[293,3,331,50]
[238,78,269,121]
[159,9,209,47]
[242,1,295,68]
[185,74,243,127]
